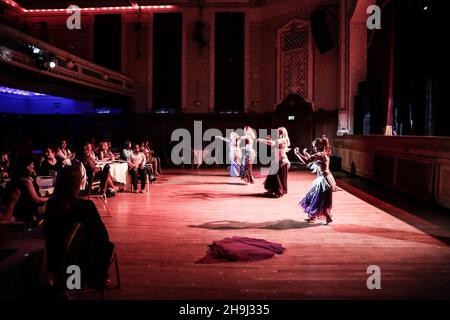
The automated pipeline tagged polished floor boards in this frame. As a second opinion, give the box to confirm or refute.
[96,169,450,299]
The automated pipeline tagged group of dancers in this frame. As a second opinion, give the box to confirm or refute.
[217,126,336,225]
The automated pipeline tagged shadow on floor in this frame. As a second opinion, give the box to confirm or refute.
[163,171,230,177]
[239,193,283,199]
[190,219,323,231]
[171,192,287,200]
[173,182,246,186]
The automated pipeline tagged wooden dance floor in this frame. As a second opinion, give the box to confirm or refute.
[99,169,450,299]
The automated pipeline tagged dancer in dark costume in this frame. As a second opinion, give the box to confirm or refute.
[295,136,335,225]
[240,126,256,184]
[257,127,291,198]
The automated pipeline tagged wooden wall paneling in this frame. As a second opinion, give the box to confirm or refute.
[395,155,435,201]
[435,159,450,208]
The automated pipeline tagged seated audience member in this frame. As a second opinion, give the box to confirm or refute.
[140,142,149,158]
[99,142,116,161]
[121,141,132,161]
[7,155,48,222]
[107,141,116,156]
[89,137,99,154]
[40,147,62,177]
[0,188,21,222]
[57,140,75,166]
[145,140,162,175]
[0,151,10,179]
[44,165,114,289]
[84,143,98,162]
[81,144,117,197]
[128,144,148,194]
[139,144,157,182]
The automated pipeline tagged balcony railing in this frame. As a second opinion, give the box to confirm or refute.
[0,22,134,96]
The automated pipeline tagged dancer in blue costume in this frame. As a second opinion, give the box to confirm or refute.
[294,136,336,225]
[216,132,241,177]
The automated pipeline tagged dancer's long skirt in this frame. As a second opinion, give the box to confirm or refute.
[263,163,288,196]
[299,175,333,220]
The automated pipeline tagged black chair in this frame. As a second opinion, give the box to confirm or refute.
[52,222,84,297]
[54,223,121,300]
[85,165,110,212]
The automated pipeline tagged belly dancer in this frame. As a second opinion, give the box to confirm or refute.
[240,125,256,184]
[294,136,335,225]
[257,127,291,198]
[216,132,241,177]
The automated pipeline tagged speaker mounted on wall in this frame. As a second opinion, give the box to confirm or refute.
[193,20,207,49]
[310,8,335,54]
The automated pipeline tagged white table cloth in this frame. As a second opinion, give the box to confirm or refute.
[96,161,129,184]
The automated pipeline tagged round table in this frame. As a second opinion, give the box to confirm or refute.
[96,161,129,184]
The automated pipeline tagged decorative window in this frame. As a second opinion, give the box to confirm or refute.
[277,20,314,105]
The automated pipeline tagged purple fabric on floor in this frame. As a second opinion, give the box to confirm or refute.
[196,236,285,264]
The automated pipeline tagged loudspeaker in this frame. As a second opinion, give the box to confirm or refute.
[193,20,207,49]
[310,9,335,54]
[353,95,364,135]
[354,81,367,135]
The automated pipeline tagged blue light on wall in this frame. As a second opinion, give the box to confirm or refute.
[0,86,99,114]
[0,86,46,96]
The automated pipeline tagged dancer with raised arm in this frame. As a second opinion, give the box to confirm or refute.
[294,136,335,225]
[240,125,257,184]
[257,127,291,198]
[216,132,241,177]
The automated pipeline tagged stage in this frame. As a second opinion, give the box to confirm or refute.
[99,169,450,300]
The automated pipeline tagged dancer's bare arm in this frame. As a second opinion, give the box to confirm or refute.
[257,137,275,146]
[294,148,307,164]
[215,136,231,143]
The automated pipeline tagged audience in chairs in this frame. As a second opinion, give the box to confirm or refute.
[44,165,114,290]
[139,144,157,183]
[0,136,165,221]
[0,150,10,179]
[99,141,117,161]
[128,144,148,194]
[121,141,132,161]
[39,146,62,177]
[5,154,47,222]
[81,144,117,198]
[0,188,20,223]
[57,140,76,167]
[88,137,99,155]
[144,140,162,175]
[84,143,98,162]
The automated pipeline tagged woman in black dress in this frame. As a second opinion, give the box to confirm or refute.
[9,154,48,221]
[44,165,114,289]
